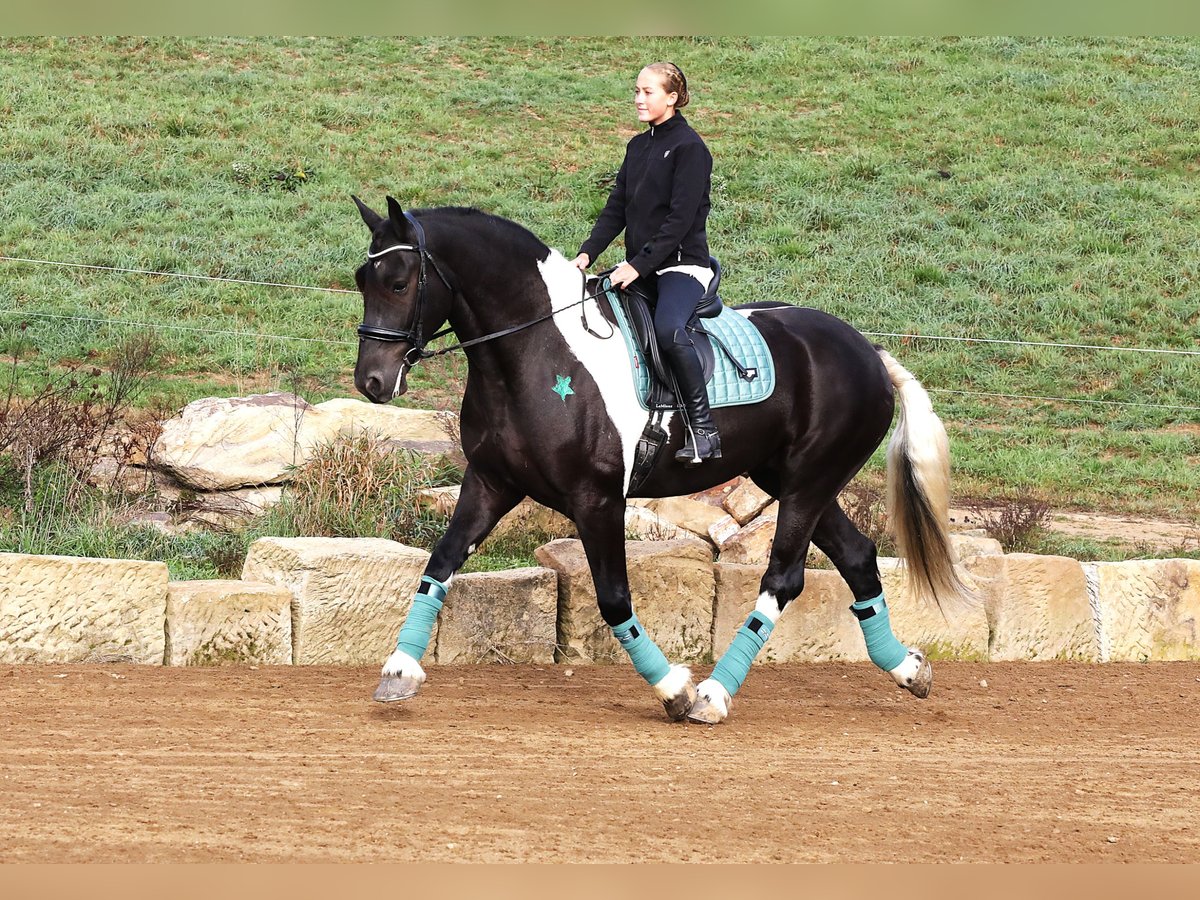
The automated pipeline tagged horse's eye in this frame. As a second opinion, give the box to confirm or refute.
[392,281,408,294]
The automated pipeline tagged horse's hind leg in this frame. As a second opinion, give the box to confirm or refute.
[811,503,932,698]
[374,467,521,702]
[573,497,696,722]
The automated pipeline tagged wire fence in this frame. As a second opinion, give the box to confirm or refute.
[2,253,1198,413]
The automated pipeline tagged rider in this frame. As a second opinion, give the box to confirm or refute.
[572,61,720,466]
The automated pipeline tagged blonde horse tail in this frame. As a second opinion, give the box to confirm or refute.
[877,349,973,609]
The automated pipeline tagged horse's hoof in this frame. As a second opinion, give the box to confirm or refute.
[661,679,698,722]
[895,649,933,699]
[686,693,726,725]
[373,675,422,703]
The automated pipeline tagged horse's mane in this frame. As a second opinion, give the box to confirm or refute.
[415,206,550,259]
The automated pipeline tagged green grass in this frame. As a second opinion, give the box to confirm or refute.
[1,36,1198,520]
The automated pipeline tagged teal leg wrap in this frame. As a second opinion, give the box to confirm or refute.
[611,614,671,686]
[395,576,449,661]
[710,611,775,697]
[851,593,908,672]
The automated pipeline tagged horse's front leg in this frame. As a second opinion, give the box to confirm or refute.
[374,467,521,703]
[574,499,696,722]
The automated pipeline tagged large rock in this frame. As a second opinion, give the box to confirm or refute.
[416,486,576,542]
[723,479,774,525]
[0,553,168,664]
[716,515,777,565]
[314,398,460,459]
[1085,559,1200,661]
[647,496,728,544]
[623,506,690,541]
[166,580,293,666]
[434,567,558,664]
[152,393,461,491]
[535,537,714,664]
[714,561,988,663]
[966,553,1098,661]
[242,537,430,665]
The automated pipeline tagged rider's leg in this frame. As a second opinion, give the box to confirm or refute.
[654,271,721,466]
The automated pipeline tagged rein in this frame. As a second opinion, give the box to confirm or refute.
[358,220,615,365]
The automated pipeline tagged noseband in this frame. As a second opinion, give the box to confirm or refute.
[357,212,457,366]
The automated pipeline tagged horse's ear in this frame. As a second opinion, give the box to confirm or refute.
[386,196,411,239]
[352,195,384,231]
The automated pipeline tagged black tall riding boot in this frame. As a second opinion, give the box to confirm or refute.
[664,329,722,466]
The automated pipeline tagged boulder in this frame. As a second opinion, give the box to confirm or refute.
[536,537,714,664]
[417,487,576,542]
[716,515,777,565]
[152,393,462,492]
[166,580,293,666]
[723,479,774,525]
[1084,559,1200,661]
[647,496,728,543]
[242,536,429,665]
[950,533,1005,560]
[965,553,1098,661]
[434,567,558,664]
[624,506,690,541]
[152,392,332,490]
[0,553,168,664]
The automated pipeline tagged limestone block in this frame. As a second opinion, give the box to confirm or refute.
[536,537,714,664]
[434,567,558,664]
[688,477,743,508]
[950,533,1004,560]
[0,553,168,664]
[624,506,689,541]
[1086,559,1200,661]
[166,580,293,666]
[242,537,430,665]
[723,479,774,525]
[714,561,988,663]
[187,485,285,529]
[315,398,458,454]
[965,553,1098,661]
[418,485,461,517]
[152,392,335,490]
[716,516,777,566]
[647,496,728,543]
[708,514,741,549]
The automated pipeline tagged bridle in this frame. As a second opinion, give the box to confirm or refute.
[356,212,616,369]
[357,211,459,367]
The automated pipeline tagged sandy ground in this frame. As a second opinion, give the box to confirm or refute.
[2,661,1198,863]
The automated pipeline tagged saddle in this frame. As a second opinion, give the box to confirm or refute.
[604,258,770,412]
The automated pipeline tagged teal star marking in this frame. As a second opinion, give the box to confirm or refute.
[552,374,575,402]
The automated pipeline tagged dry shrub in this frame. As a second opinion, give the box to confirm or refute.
[269,432,454,546]
[838,480,896,556]
[964,492,1052,552]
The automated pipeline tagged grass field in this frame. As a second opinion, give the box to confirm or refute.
[2,36,1198,521]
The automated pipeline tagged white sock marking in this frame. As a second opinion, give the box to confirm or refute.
[889,650,922,686]
[753,591,782,623]
[381,648,426,680]
[652,663,693,702]
[696,678,730,720]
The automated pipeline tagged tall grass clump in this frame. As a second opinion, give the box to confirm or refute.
[254,433,459,548]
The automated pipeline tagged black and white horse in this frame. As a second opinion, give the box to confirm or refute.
[352,197,967,724]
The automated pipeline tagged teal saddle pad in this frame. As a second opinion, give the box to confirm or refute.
[603,284,776,411]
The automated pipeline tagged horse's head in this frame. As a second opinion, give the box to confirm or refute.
[351,195,454,403]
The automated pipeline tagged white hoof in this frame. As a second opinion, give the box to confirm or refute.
[687,678,731,725]
[890,648,933,699]
[375,648,426,702]
[653,664,696,722]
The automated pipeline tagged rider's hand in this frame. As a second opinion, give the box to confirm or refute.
[610,261,639,289]
[571,253,590,271]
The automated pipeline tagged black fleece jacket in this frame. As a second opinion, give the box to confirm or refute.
[579,113,712,278]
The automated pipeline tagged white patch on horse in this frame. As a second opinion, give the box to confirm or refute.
[753,591,782,623]
[381,647,426,680]
[538,250,665,496]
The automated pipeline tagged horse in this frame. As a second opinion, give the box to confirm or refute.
[351,195,968,724]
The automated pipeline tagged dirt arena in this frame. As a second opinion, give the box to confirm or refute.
[2,661,1198,862]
